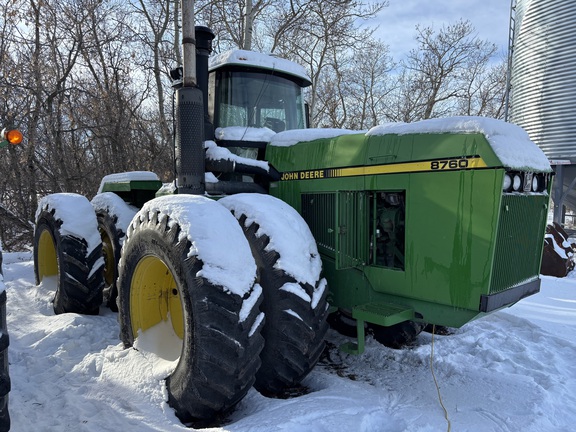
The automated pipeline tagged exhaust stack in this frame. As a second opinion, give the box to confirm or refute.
[195,26,215,141]
[175,0,204,195]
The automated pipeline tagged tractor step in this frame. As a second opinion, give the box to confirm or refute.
[352,303,414,327]
[340,303,414,355]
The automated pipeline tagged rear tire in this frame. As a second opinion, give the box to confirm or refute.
[117,196,264,422]
[92,193,137,311]
[34,193,104,315]
[220,194,329,396]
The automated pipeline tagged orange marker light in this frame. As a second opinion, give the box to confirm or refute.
[1,128,23,145]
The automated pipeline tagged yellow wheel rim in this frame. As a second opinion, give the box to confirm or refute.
[37,229,58,280]
[130,256,184,340]
[99,228,115,286]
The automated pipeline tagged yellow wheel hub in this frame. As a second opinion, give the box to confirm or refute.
[100,228,115,286]
[37,229,58,280]
[130,256,184,340]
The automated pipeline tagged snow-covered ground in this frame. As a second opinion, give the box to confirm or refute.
[3,251,576,432]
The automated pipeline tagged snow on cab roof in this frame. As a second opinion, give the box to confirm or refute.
[209,49,312,86]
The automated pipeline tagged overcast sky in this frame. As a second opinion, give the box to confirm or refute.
[367,0,512,61]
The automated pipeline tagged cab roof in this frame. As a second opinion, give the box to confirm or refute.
[209,49,312,87]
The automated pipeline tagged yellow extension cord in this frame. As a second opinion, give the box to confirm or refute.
[430,324,452,432]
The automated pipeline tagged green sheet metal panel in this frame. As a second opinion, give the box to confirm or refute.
[267,130,548,328]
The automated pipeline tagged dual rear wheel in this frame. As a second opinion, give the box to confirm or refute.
[33,193,328,422]
[117,195,265,422]
[220,194,329,396]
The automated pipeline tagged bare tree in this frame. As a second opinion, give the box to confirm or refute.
[0,2,509,251]
[401,20,497,120]
[459,58,507,119]
[344,37,395,128]
[0,0,176,249]
[195,0,272,51]
[265,0,387,126]
[132,0,174,146]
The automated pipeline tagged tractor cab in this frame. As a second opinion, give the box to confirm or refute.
[208,50,311,135]
[167,40,313,195]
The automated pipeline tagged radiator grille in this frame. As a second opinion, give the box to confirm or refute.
[490,194,548,294]
[302,193,336,256]
[336,191,368,269]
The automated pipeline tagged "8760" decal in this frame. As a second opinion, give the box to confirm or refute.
[430,159,470,170]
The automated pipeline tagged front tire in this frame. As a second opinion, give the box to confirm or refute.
[220,194,329,396]
[117,195,264,422]
[34,193,104,315]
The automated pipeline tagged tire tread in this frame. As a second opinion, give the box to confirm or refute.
[118,207,264,422]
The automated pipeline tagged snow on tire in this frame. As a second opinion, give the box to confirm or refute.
[34,193,104,315]
[0,244,10,432]
[219,193,329,396]
[91,192,138,311]
[117,195,264,423]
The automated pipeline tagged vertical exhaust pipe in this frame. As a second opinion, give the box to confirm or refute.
[195,26,215,141]
[176,0,204,195]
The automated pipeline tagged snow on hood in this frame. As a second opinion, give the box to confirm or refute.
[270,128,361,147]
[135,195,256,296]
[262,117,550,172]
[97,171,160,194]
[367,116,552,172]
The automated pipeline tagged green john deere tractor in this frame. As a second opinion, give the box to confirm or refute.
[31,1,552,424]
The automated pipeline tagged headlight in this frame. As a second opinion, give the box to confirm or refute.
[533,173,548,192]
[512,174,522,191]
[532,175,540,192]
[503,171,548,193]
[503,173,512,191]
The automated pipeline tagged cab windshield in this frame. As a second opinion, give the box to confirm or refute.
[211,70,307,132]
